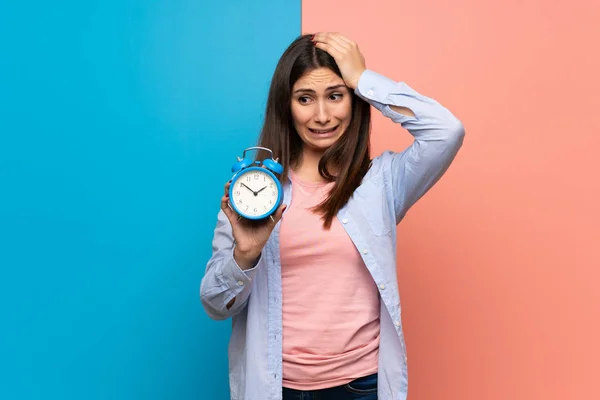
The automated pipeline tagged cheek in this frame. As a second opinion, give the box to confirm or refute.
[291,106,311,127]
[335,101,353,123]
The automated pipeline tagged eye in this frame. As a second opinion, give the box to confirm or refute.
[329,93,344,101]
[298,96,312,105]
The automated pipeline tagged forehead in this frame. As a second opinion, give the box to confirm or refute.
[293,67,345,90]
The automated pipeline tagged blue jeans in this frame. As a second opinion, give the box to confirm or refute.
[282,373,378,400]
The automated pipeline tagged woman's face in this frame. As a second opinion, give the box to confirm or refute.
[290,67,352,153]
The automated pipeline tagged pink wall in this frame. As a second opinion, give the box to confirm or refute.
[303,1,600,399]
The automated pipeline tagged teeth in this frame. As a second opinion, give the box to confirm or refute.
[311,127,336,133]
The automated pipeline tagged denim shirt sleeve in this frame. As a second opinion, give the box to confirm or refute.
[355,69,466,222]
[200,210,263,320]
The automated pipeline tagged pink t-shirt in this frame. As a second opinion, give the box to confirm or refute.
[279,171,381,390]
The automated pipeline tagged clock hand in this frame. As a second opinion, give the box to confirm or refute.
[256,186,268,194]
[241,183,257,195]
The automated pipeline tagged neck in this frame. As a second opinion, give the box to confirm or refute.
[293,147,335,183]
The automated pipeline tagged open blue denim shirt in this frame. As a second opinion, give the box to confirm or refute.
[200,70,465,400]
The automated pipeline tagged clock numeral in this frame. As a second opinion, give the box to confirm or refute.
[235,191,240,195]
[253,174,259,180]
[269,200,272,204]
[245,205,249,211]
[246,176,251,182]
[253,208,258,213]
[271,191,276,196]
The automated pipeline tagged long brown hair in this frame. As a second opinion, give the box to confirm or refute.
[256,34,372,229]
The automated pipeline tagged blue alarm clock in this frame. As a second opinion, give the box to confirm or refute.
[229,146,284,221]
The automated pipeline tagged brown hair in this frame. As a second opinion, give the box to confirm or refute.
[256,34,372,229]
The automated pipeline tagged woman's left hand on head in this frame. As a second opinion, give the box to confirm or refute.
[312,32,366,90]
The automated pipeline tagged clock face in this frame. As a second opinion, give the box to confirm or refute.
[230,168,280,218]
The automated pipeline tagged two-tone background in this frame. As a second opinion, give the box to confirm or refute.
[1,1,598,399]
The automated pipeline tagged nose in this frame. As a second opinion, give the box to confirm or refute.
[314,101,331,124]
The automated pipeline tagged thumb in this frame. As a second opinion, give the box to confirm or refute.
[271,203,287,225]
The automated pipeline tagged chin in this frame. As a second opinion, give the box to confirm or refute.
[308,140,338,153]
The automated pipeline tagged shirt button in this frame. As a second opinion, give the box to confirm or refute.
[379,284,385,290]
[342,218,348,224]
[395,321,401,327]
[237,280,244,286]
[367,89,374,96]
[362,249,368,254]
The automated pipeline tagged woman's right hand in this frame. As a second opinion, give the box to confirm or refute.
[221,181,287,269]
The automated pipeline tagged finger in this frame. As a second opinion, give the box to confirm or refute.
[314,32,352,48]
[330,33,355,48]
[313,41,343,59]
[270,203,288,225]
[220,194,231,214]
[324,33,353,51]
[313,34,349,59]
[313,32,350,52]
[224,180,232,196]
[221,194,237,223]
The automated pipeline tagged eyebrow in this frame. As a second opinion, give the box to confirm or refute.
[293,84,347,94]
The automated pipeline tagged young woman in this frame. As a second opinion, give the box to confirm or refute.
[201,32,465,400]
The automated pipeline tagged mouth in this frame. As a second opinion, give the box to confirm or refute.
[308,126,339,135]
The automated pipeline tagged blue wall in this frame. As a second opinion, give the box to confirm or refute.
[0,1,299,398]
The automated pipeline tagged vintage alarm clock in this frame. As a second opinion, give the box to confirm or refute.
[229,146,284,221]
